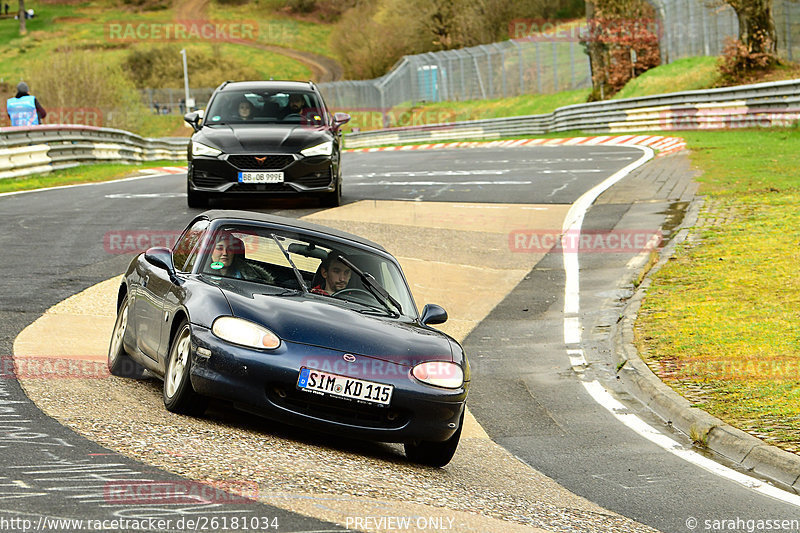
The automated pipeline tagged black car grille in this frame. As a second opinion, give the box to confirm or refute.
[230,183,288,192]
[227,154,294,170]
[267,385,410,429]
[293,168,332,188]
[191,171,229,188]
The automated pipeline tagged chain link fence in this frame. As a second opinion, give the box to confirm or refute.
[648,0,738,62]
[318,40,592,111]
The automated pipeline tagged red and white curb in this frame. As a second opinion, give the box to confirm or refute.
[345,135,686,158]
[138,166,187,175]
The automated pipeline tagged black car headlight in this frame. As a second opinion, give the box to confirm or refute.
[212,317,281,350]
[411,361,464,389]
[300,141,333,157]
[192,141,222,157]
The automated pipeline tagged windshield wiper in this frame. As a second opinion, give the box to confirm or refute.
[335,255,403,317]
[270,234,309,293]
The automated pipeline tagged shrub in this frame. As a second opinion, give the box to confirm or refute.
[28,49,146,132]
[122,45,261,89]
[717,32,778,85]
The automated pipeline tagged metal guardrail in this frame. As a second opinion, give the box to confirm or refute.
[343,78,800,148]
[0,124,187,180]
[2,77,799,176]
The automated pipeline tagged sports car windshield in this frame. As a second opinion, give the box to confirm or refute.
[204,90,325,125]
[196,224,417,319]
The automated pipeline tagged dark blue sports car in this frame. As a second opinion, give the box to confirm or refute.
[108,211,469,466]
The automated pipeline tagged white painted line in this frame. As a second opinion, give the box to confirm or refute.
[349,180,534,186]
[561,145,800,507]
[0,171,181,199]
[582,380,800,507]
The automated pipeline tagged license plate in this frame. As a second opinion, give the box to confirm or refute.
[238,171,284,183]
[297,367,393,406]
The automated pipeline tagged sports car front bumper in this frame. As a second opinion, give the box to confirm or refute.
[188,325,467,443]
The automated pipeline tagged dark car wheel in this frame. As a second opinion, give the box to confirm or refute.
[404,410,464,467]
[321,180,341,207]
[107,295,145,379]
[187,183,209,208]
[163,319,208,416]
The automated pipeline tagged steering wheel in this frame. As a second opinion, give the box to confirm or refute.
[332,288,379,304]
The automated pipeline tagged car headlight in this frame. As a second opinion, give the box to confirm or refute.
[211,317,280,350]
[192,141,222,157]
[300,141,333,157]
[411,361,464,389]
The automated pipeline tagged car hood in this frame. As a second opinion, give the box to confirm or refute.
[218,282,453,365]
[196,124,332,152]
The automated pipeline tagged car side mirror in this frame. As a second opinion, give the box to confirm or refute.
[333,112,351,130]
[420,304,447,325]
[184,111,202,132]
[145,247,179,282]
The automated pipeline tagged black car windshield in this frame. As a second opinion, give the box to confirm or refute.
[197,224,417,319]
[204,89,325,125]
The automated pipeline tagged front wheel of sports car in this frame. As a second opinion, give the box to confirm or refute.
[404,410,464,467]
[163,319,208,416]
[107,295,145,379]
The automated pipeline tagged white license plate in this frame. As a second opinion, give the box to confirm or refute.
[238,171,284,183]
[297,367,393,406]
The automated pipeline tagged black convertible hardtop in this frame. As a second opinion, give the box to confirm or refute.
[200,210,388,253]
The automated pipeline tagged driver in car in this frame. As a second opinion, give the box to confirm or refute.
[280,93,308,120]
[311,253,351,296]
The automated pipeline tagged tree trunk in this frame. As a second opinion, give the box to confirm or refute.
[730,0,776,54]
[18,0,25,35]
[585,0,607,101]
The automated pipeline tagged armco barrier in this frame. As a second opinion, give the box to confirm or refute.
[3,78,799,176]
[0,124,187,179]
[344,78,800,148]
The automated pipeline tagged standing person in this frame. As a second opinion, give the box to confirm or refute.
[4,4,9,16]
[6,81,46,126]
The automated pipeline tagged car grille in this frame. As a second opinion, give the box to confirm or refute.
[191,171,228,188]
[227,154,295,170]
[293,168,332,188]
[229,183,288,192]
[266,385,410,429]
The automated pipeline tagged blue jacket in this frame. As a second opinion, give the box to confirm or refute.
[7,95,40,126]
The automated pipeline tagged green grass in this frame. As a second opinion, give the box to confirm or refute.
[635,128,800,453]
[0,161,183,193]
[613,57,720,100]
[0,0,325,91]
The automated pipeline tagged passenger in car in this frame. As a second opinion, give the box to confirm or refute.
[236,98,255,121]
[311,252,352,296]
[207,232,273,283]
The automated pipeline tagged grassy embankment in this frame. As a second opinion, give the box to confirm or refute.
[636,128,800,453]
[0,0,337,135]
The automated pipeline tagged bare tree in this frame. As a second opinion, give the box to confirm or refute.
[18,0,25,35]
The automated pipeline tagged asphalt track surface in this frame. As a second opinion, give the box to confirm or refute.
[1,145,798,532]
